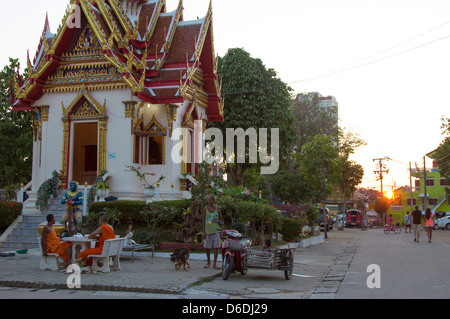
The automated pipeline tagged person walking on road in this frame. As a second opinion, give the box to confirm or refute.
[404,211,412,233]
[411,206,422,243]
[424,208,434,243]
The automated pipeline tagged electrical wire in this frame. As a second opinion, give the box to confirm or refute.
[291,32,450,84]
[291,19,450,84]
[213,19,450,97]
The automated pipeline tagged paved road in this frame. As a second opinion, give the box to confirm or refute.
[5,228,445,300]
[337,228,450,299]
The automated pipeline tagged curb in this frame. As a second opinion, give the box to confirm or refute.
[0,272,223,295]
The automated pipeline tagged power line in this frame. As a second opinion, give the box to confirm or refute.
[291,19,450,84]
[291,32,450,84]
[215,28,450,97]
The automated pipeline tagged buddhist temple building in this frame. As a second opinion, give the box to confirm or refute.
[11,0,223,214]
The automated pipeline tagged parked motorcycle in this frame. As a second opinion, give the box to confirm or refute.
[221,229,252,280]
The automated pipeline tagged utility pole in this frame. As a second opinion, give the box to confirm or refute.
[414,156,428,212]
[409,162,414,213]
[373,158,389,195]
[423,156,428,212]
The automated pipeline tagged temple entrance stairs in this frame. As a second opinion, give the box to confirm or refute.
[0,189,70,251]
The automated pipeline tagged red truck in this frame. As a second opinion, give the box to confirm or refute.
[346,209,362,228]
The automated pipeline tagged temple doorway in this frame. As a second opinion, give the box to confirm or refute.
[72,122,98,185]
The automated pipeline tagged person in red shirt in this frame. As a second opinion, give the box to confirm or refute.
[424,208,434,243]
[386,214,393,226]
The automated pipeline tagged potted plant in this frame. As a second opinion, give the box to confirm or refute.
[95,180,111,202]
[125,165,165,203]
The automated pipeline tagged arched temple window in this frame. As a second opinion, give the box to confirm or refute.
[133,114,166,165]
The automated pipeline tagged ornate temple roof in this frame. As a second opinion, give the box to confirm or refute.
[12,0,223,122]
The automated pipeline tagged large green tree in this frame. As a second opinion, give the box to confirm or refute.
[300,134,341,203]
[210,48,297,185]
[0,58,32,188]
[435,117,450,196]
[336,129,365,210]
[269,169,315,204]
[289,93,339,169]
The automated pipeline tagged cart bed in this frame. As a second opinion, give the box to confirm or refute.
[245,246,295,270]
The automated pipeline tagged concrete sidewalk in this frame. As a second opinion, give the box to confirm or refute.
[0,249,221,295]
[0,231,361,299]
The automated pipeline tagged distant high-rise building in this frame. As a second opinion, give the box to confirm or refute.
[295,92,339,124]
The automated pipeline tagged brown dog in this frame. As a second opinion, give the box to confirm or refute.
[170,248,190,271]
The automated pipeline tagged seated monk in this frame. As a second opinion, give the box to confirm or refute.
[41,214,73,266]
[75,214,115,269]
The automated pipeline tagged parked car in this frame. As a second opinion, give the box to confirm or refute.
[436,216,450,230]
[317,208,333,231]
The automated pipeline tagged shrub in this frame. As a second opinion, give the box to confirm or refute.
[88,199,191,228]
[279,203,317,226]
[229,222,247,235]
[279,218,303,242]
[0,201,22,230]
[133,229,154,244]
[217,195,281,245]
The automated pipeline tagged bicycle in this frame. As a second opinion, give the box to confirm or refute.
[384,222,401,234]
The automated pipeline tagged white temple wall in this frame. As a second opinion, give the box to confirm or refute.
[29,88,207,201]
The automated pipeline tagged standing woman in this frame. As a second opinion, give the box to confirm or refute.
[424,208,434,243]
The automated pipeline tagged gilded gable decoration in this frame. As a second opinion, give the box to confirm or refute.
[73,24,102,54]
[62,89,107,120]
[182,101,200,129]
[133,113,167,137]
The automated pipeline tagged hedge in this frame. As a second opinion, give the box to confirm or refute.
[88,199,191,228]
[0,201,22,230]
[88,197,282,245]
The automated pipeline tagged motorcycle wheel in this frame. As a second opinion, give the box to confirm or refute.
[283,251,293,280]
[222,255,233,280]
[383,228,390,234]
[240,261,247,275]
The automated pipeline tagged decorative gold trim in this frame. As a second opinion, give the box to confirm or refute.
[39,106,50,122]
[61,89,109,184]
[98,119,108,173]
[123,101,138,118]
[143,114,167,136]
[132,112,167,166]
[43,83,127,94]
[61,119,70,184]
[61,88,107,120]
[165,104,180,137]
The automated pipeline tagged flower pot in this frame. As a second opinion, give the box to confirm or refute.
[143,188,156,204]
[37,223,66,235]
[97,189,110,202]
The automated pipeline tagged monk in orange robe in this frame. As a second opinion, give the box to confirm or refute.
[41,214,73,265]
[76,214,115,268]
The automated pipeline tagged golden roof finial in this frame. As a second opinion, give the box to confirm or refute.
[126,47,134,71]
[27,50,33,72]
[132,15,140,40]
[141,43,148,68]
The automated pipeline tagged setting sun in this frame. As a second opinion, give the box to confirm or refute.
[385,190,394,199]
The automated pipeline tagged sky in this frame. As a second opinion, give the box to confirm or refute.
[1,0,449,191]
